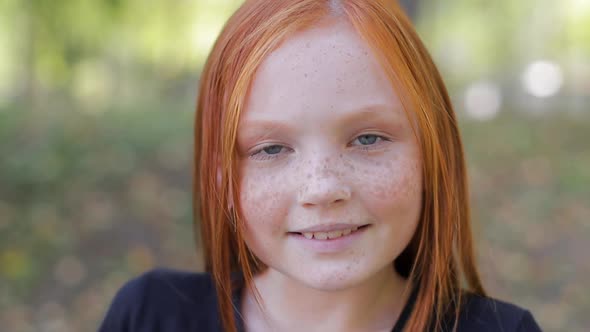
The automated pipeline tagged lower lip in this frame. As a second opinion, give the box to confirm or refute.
[288,225,370,254]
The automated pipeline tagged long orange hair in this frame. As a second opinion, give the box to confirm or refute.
[193,1,486,331]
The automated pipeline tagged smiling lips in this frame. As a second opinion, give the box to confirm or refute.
[291,224,370,240]
[301,227,357,240]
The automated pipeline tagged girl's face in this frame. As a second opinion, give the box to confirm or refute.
[236,20,422,290]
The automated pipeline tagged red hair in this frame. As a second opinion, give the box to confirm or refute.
[194,1,485,331]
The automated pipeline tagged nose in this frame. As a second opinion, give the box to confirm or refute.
[297,167,352,208]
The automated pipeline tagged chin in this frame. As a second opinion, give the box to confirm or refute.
[287,265,377,292]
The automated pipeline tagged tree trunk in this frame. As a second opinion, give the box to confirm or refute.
[23,0,37,111]
[398,0,420,20]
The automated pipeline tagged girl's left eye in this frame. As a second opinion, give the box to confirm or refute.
[351,134,387,148]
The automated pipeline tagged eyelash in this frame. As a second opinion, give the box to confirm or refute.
[249,146,291,161]
[248,134,389,161]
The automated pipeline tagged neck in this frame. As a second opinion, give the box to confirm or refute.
[241,266,411,332]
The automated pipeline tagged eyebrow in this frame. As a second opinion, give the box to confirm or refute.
[339,104,401,126]
[239,104,401,134]
[237,120,295,143]
[242,104,403,129]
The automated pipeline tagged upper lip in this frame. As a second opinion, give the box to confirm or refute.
[292,223,369,233]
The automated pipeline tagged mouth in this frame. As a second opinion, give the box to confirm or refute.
[288,224,371,240]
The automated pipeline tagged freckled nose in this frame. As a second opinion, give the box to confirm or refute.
[297,174,352,207]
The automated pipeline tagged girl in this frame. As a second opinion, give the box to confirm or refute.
[99,1,542,331]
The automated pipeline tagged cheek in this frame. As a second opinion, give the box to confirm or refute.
[239,169,286,235]
[358,156,422,216]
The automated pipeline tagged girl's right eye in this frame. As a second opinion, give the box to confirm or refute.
[249,145,288,160]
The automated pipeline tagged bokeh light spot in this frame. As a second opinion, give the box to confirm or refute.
[522,60,564,98]
[464,80,502,121]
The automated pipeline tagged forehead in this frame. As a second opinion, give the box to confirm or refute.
[242,19,403,124]
[267,20,371,74]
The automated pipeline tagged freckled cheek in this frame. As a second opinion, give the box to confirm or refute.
[358,160,422,210]
[239,170,289,235]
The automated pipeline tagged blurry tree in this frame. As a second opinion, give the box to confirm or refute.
[417,0,590,88]
[15,0,123,105]
[1,0,242,110]
[1,0,587,108]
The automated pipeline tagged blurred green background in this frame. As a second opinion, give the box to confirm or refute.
[0,0,588,331]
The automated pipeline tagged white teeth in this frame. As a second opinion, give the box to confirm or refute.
[327,230,344,239]
[314,232,328,240]
[301,227,360,240]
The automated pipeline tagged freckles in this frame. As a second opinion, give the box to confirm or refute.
[241,174,281,220]
[367,159,420,199]
[323,156,330,165]
[337,249,364,279]
[323,249,365,283]
[342,155,356,172]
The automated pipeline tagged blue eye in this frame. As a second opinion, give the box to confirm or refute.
[351,134,389,151]
[262,145,283,155]
[249,144,287,160]
[356,134,379,145]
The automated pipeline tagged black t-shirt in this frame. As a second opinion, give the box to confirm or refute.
[98,268,542,331]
